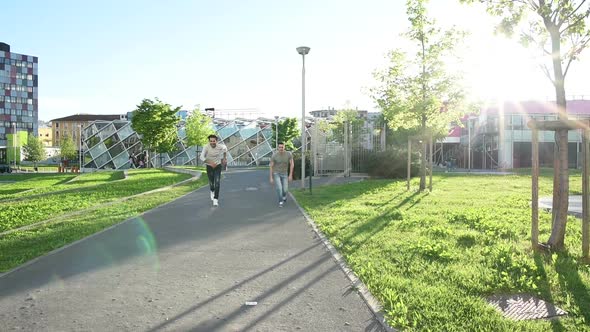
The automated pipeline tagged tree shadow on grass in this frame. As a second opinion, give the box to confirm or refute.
[554,252,590,326]
[533,253,567,332]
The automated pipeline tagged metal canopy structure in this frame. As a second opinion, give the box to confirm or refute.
[82,117,307,169]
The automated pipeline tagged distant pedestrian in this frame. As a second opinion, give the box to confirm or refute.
[269,142,294,207]
[200,134,227,207]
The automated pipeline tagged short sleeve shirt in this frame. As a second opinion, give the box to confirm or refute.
[271,151,293,174]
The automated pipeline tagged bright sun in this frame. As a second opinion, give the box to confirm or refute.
[460,32,552,103]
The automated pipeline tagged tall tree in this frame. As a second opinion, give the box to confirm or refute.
[59,135,77,167]
[371,0,468,191]
[331,108,366,144]
[272,117,300,151]
[131,98,180,167]
[184,107,215,147]
[459,0,590,250]
[23,135,46,170]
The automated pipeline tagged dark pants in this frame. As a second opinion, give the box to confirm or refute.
[206,165,222,199]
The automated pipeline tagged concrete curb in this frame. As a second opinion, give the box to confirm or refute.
[289,191,397,332]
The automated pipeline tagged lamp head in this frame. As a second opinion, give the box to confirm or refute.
[296,46,310,55]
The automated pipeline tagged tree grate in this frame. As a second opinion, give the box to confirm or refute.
[486,294,567,320]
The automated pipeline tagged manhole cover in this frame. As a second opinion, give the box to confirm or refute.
[245,187,258,191]
[486,294,567,320]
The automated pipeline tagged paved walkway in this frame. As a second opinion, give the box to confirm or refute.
[539,195,583,218]
[0,170,382,331]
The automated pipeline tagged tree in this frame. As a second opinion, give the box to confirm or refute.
[331,107,366,144]
[23,135,46,169]
[184,107,215,147]
[59,135,77,167]
[131,98,180,168]
[272,117,300,151]
[371,0,469,191]
[459,1,590,250]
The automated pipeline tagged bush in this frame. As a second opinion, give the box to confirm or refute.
[291,152,311,180]
[366,149,419,179]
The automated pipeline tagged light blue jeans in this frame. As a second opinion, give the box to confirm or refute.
[273,172,288,203]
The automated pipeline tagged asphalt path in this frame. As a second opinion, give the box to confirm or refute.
[0,169,382,331]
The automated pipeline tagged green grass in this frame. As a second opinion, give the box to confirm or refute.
[0,169,191,233]
[293,172,590,331]
[0,175,208,272]
[0,171,126,201]
[173,165,206,171]
[19,165,59,172]
[0,173,78,199]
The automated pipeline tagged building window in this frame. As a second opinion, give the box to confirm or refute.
[511,115,523,130]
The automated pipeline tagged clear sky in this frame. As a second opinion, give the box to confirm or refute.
[4,0,590,121]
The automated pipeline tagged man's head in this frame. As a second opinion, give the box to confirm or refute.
[208,134,218,148]
[277,142,285,152]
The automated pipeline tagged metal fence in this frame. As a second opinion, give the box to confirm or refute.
[311,120,385,176]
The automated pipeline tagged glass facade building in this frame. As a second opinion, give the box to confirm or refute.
[0,43,38,164]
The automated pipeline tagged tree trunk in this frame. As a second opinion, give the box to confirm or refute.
[419,31,427,192]
[419,117,427,191]
[547,25,569,250]
[420,139,427,190]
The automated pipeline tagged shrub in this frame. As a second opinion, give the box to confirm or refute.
[291,152,311,180]
[366,149,420,179]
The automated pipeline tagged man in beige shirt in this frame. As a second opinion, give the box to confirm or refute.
[200,134,227,206]
[269,142,294,207]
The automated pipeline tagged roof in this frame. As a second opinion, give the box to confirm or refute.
[50,114,124,122]
[482,99,590,116]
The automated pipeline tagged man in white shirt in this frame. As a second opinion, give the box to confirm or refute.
[199,135,227,206]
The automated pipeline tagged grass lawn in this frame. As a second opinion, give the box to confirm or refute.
[0,169,192,233]
[0,171,125,201]
[293,171,590,331]
[173,165,206,172]
[19,165,59,172]
[0,172,208,272]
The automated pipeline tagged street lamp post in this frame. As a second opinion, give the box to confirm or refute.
[468,118,471,171]
[12,122,17,169]
[79,123,83,173]
[274,116,279,150]
[296,46,310,189]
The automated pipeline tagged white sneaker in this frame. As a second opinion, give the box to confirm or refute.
[210,191,215,201]
[279,201,284,207]
[213,199,218,207]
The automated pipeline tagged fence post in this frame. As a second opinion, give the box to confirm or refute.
[407,139,411,191]
[429,135,433,192]
[532,127,539,249]
[583,128,589,258]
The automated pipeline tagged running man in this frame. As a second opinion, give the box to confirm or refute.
[200,134,227,207]
[269,142,294,207]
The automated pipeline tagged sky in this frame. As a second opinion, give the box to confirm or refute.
[4,0,590,121]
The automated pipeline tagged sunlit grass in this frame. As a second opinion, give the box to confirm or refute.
[0,174,208,272]
[0,169,191,232]
[0,171,126,201]
[294,172,589,331]
[173,165,206,172]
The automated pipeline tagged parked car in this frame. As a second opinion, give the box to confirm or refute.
[0,164,12,173]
